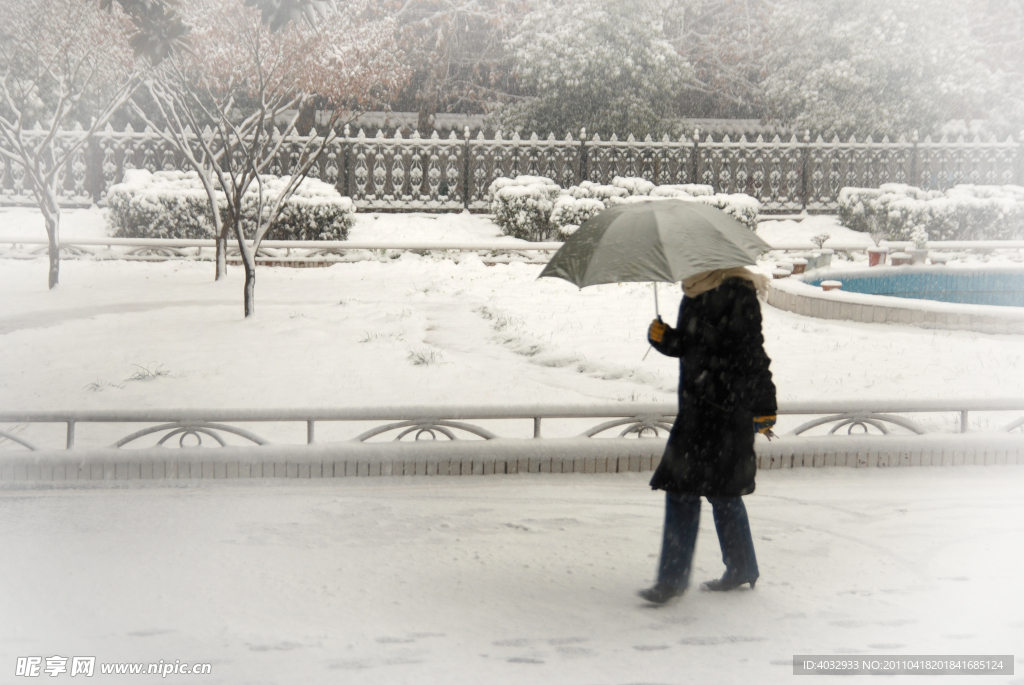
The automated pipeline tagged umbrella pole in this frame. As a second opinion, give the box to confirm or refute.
[643,283,660,361]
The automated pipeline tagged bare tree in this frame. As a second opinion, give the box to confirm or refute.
[132,0,407,315]
[0,0,141,289]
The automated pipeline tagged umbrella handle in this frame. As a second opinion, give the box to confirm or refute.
[653,282,660,320]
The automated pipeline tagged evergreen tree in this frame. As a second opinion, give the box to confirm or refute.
[500,0,691,138]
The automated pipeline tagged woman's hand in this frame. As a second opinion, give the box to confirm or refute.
[753,415,777,438]
[648,318,667,344]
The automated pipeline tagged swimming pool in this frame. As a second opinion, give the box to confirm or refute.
[806,267,1024,307]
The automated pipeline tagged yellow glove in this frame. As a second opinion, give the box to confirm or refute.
[648,318,667,344]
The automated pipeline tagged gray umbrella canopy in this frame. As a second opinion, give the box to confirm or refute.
[539,199,772,288]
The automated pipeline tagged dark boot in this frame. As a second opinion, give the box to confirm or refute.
[700,577,756,592]
[638,583,685,604]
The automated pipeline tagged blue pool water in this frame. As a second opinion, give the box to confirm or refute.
[807,268,1024,307]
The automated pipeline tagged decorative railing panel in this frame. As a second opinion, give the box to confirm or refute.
[348,129,467,211]
[3,127,1021,213]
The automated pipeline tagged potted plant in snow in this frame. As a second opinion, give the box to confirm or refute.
[908,226,929,264]
[811,233,833,268]
[867,231,888,267]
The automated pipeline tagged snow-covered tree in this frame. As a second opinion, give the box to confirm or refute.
[391,0,526,133]
[669,0,771,119]
[500,0,692,138]
[132,0,406,315]
[970,0,1024,136]
[0,0,140,289]
[762,0,992,138]
[102,0,339,63]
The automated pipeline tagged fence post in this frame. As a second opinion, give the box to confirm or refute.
[691,128,700,185]
[341,124,350,199]
[579,127,587,183]
[910,130,919,186]
[801,130,810,210]
[86,132,104,204]
[1017,131,1024,186]
[463,126,471,210]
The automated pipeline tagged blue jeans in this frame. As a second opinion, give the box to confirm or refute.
[657,493,759,589]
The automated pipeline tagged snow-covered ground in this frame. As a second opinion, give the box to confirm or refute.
[2,468,1023,685]
[757,213,877,248]
[1,208,1023,683]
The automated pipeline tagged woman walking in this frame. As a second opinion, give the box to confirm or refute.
[639,266,777,604]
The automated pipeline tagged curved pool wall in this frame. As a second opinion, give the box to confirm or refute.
[767,266,1024,334]
[804,267,1024,308]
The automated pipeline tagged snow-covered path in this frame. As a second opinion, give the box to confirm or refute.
[2,468,1022,684]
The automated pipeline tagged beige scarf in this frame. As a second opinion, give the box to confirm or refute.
[682,266,770,299]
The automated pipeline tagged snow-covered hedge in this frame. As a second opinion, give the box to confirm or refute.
[649,184,714,198]
[565,180,629,202]
[107,171,216,239]
[487,175,562,241]
[108,170,356,241]
[549,195,606,238]
[838,183,1024,241]
[644,185,758,230]
[491,175,759,240]
[610,176,655,196]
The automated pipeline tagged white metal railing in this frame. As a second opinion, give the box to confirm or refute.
[1,399,1022,453]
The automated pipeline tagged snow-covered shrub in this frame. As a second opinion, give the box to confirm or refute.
[566,180,629,201]
[910,226,929,248]
[838,183,1024,241]
[488,174,761,240]
[649,184,714,198]
[487,175,559,199]
[107,170,217,239]
[694,193,761,231]
[618,187,760,230]
[488,175,561,241]
[610,176,655,196]
[108,170,355,241]
[837,187,883,234]
[240,175,355,241]
[549,195,606,238]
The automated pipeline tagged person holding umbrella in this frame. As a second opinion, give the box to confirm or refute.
[538,198,777,605]
[639,267,776,604]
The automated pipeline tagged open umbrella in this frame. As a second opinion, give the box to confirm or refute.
[539,199,771,290]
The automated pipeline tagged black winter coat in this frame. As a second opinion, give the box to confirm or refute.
[649,277,777,497]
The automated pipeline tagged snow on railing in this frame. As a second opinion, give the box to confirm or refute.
[3,236,1023,265]
[1,401,1021,480]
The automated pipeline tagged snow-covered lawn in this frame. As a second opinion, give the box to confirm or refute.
[2,209,1023,444]
[1,468,1023,684]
